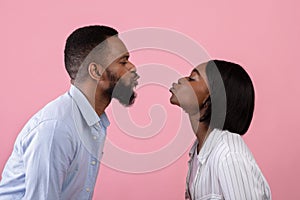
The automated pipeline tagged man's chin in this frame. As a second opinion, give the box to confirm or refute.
[113,90,137,106]
[108,78,137,106]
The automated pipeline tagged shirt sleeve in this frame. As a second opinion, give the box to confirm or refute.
[218,152,271,200]
[21,120,75,200]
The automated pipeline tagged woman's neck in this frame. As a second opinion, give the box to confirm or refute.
[189,112,211,154]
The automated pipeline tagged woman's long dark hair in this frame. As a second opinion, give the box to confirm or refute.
[201,60,255,135]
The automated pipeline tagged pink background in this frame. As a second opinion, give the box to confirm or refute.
[0,0,299,199]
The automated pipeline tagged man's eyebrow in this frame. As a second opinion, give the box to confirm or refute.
[118,53,130,60]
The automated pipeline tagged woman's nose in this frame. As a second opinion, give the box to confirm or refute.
[178,77,187,84]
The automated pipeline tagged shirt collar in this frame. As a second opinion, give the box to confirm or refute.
[189,129,223,165]
[99,110,110,128]
[69,85,110,128]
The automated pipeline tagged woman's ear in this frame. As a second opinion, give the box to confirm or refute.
[201,96,211,109]
[88,62,102,80]
[199,96,211,122]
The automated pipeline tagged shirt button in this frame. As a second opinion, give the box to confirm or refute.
[86,188,90,192]
[93,136,97,140]
[91,161,96,165]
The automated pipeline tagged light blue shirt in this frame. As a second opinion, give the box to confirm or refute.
[0,85,110,200]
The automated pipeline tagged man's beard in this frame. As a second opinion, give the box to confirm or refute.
[105,70,137,106]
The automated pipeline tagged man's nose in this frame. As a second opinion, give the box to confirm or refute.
[127,61,136,72]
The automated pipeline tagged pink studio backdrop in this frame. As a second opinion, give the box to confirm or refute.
[0,0,299,199]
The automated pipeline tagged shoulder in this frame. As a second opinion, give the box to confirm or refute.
[14,119,79,165]
[10,91,81,158]
[20,119,74,146]
[209,131,253,167]
[19,91,77,140]
[38,92,74,121]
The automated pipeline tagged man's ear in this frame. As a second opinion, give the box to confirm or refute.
[88,62,102,80]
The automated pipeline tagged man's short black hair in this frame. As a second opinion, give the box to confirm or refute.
[64,25,118,80]
[203,60,255,135]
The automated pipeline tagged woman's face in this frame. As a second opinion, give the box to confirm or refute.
[169,63,209,114]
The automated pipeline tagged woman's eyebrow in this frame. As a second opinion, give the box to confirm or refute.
[192,69,200,75]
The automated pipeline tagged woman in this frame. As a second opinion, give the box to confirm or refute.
[169,60,271,200]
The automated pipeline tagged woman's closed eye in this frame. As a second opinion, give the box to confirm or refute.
[188,77,195,81]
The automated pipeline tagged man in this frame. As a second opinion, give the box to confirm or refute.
[0,25,139,199]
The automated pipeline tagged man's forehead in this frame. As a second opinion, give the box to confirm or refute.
[104,36,128,61]
[107,37,128,53]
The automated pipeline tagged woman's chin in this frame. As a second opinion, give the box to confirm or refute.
[169,95,179,106]
[170,95,179,106]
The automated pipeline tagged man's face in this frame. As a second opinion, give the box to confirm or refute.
[100,36,139,106]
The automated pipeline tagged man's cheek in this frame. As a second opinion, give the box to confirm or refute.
[122,73,135,86]
[97,79,112,90]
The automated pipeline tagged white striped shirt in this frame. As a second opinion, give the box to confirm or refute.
[186,129,271,200]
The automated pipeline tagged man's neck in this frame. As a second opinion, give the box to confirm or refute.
[73,82,111,116]
[94,89,111,116]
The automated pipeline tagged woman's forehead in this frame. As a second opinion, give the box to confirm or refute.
[193,63,207,75]
[193,63,209,86]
